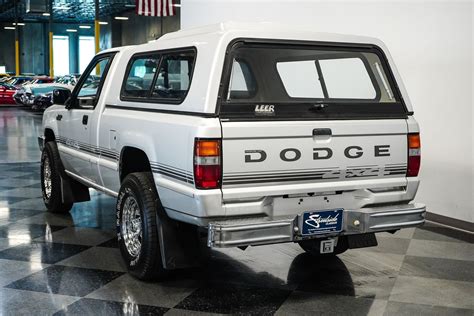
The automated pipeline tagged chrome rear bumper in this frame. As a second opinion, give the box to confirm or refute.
[207,203,425,248]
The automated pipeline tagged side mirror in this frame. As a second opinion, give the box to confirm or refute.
[53,89,72,106]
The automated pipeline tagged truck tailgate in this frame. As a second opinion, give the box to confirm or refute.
[221,119,407,199]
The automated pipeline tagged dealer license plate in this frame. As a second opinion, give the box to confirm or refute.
[300,209,343,236]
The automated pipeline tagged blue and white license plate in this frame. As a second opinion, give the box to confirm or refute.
[300,209,343,236]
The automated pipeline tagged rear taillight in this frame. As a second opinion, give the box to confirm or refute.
[194,139,222,189]
[407,133,421,177]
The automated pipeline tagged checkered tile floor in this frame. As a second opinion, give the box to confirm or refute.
[0,162,472,315]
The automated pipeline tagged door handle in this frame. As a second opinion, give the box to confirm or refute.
[56,114,62,121]
[313,128,332,136]
[82,115,88,125]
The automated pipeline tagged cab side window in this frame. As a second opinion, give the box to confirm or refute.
[122,55,159,98]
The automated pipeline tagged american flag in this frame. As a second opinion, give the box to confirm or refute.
[136,0,176,16]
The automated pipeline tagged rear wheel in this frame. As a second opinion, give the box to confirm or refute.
[117,172,168,281]
[41,142,73,213]
[298,236,348,257]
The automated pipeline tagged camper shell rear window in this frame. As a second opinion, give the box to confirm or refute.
[218,39,408,120]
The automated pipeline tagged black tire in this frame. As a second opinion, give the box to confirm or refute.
[298,236,349,257]
[41,142,73,213]
[116,172,168,281]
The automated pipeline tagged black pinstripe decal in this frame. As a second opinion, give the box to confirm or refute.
[223,164,407,185]
[56,136,193,185]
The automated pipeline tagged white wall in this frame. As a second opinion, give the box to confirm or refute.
[182,0,474,223]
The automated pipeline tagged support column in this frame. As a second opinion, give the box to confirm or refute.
[160,17,163,38]
[95,0,100,74]
[69,32,79,74]
[95,0,100,54]
[48,0,53,77]
[14,0,20,75]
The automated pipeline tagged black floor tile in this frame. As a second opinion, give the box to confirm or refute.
[0,241,90,263]
[54,298,169,316]
[0,223,66,239]
[97,237,118,248]
[287,253,356,296]
[400,255,474,282]
[6,265,124,297]
[175,285,291,315]
[384,301,474,316]
[180,250,296,291]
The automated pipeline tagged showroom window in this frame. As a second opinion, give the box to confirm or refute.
[79,36,96,74]
[53,35,70,76]
[151,50,196,102]
[122,55,159,98]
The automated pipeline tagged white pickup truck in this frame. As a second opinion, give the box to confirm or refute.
[39,22,425,281]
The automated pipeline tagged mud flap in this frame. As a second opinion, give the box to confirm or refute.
[60,176,90,204]
[156,212,202,270]
[347,233,378,249]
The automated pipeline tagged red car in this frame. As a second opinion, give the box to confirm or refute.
[0,83,17,105]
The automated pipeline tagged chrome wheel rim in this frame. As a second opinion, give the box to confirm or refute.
[121,195,142,258]
[43,156,52,199]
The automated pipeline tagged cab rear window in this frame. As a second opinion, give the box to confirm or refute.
[220,41,407,120]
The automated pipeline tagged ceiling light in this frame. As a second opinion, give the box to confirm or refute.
[42,12,50,16]
[114,16,129,20]
[98,21,108,25]
[4,26,15,30]
[66,29,77,32]
[12,22,25,26]
[173,4,181,7]
[79,25,91,29]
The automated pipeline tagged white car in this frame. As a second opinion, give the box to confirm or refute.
[39,22,425,281]
[15,83,74,106]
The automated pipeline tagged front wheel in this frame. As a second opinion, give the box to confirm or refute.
[298,236,349,257]
[41,142,73,213]
[117,172,168,281]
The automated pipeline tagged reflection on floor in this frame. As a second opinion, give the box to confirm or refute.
[0,109,473,315]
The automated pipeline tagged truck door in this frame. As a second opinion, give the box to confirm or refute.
[56,55,114,183]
